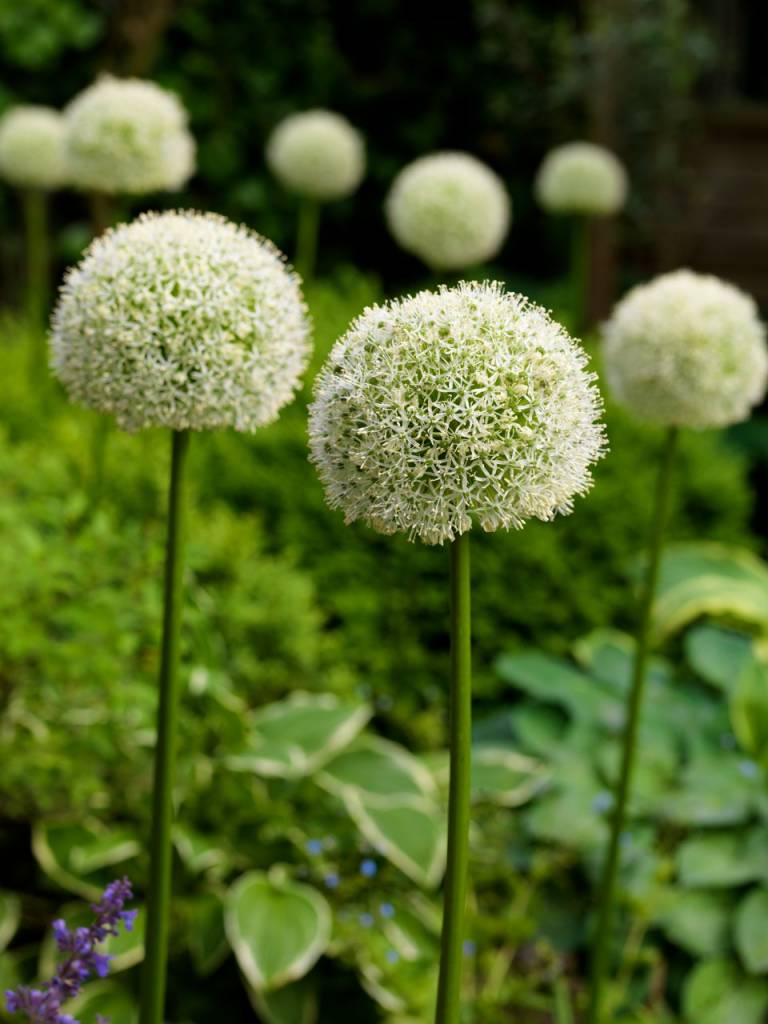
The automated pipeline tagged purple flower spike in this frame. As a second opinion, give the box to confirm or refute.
[5,877,135,1024]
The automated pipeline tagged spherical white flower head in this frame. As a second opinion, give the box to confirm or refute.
[51,210,311,433]
[64,76,195,195]
[602,269,768,429]
[385,152,511,271]
[266,109,365,201]
[535,142,627,216]
[309,281,605,545]
[0,106,67,189]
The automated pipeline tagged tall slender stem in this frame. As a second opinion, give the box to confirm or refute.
[139,429,190,1024]
[435,531,472,1024]
[22,188,48,329]
[295,197,320,282]
[587,425,678,1024]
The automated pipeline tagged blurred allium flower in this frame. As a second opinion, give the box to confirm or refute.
[5,878,135,1024]
[535,142,627,216]
[266,109,365,200]
[0,106,67,190]
[309,281,605,544]
[51,210,311,432]
[602,269,768,428]
[64,76,195,195]
[385,152,510,270]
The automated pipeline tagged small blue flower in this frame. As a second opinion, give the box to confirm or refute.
[323,873,340,889]
[359,912,375,928]
[360,858,378,878]
[385,948,400,964]
[306,839,323,856]
[739,759,760,779]
[379,902,395,919]
[591,791,614,815]
[463,939,476,956]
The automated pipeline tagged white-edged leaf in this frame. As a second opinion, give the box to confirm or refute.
[32,821,140,900]
[173,825,229,875]
[342,791,445,888]
[0,892,21,952]
[226,693,371,779]
[652,543,768,640]
[226,871,331,991]
[318,735,436,803]
[470,747,550,806]
[249,977,318,1024]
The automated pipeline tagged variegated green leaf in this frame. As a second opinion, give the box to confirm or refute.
[32,821,141,899]
[318,735,435,802]
[0,892,21,952]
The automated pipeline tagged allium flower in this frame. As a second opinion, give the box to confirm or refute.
[5,878,135,1024]
[51,210,311,432]
[309,281,605,544]
[0,106,67,190]
[385,152,510,270]
[64,76,195,195]
[602,269,768,428]
[266,109,365,200]
[535,142,627,216]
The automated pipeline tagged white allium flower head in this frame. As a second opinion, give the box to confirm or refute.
[602,269,768,429]
[51,210,311,433]
[64,76,195,195]
[0,106,67,189]
[535,142,627,216]
[266,109,365,201]
[385,152,511,271]
[309,281,606,545]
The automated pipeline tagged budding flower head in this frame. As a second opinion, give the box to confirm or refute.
[309,281,605,545]
[266,109,365,201]
[64,75,195,195]
[602,269,768,429]
[51,210,311,433]
[385,152,511,270]
[0,105,67,189]
[535,142,627,216]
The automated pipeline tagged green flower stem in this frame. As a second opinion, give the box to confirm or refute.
[295,197,320,282]
[22,187,48,330]
[570,214,589,335]
[435,531,472,1024]
[587,424,678,1024]
[139,429,191,1024]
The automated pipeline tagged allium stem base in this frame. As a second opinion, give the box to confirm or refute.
[587,425,678,1023]
[435,531,472,1023]
[139,428,190,1024]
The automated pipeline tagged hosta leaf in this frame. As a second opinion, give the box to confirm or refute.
[0,892,20,952]
[507,702,568,756]
[495,650,623,728]
[226,872,331,991]
[685,624,754,693]
[470,747,549,806]
[677,828,768,888]
[226,693,370,779]
[318,735,435,802]
[683,958,768,1024]
[730,651,768,763]
[39,903,145,978]
[186,892,230,976]
[735,888,768,974]
[173,825,229,875]
[249,978,318,1024]
[32,821,141,899]
[652,543,768,640]
[655,753,761,827]
[67,982,137,1024]
[573,628,672,693]
[657,890,732,957]
[342,792,445,888]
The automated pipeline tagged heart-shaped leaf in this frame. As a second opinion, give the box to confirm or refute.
[32,822,141,899]
[342,792,445,888]
[318,735,435,802]
[226,693,370,779]
[226,872,331,991]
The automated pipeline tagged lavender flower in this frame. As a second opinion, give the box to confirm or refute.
[5,878,135,1024]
